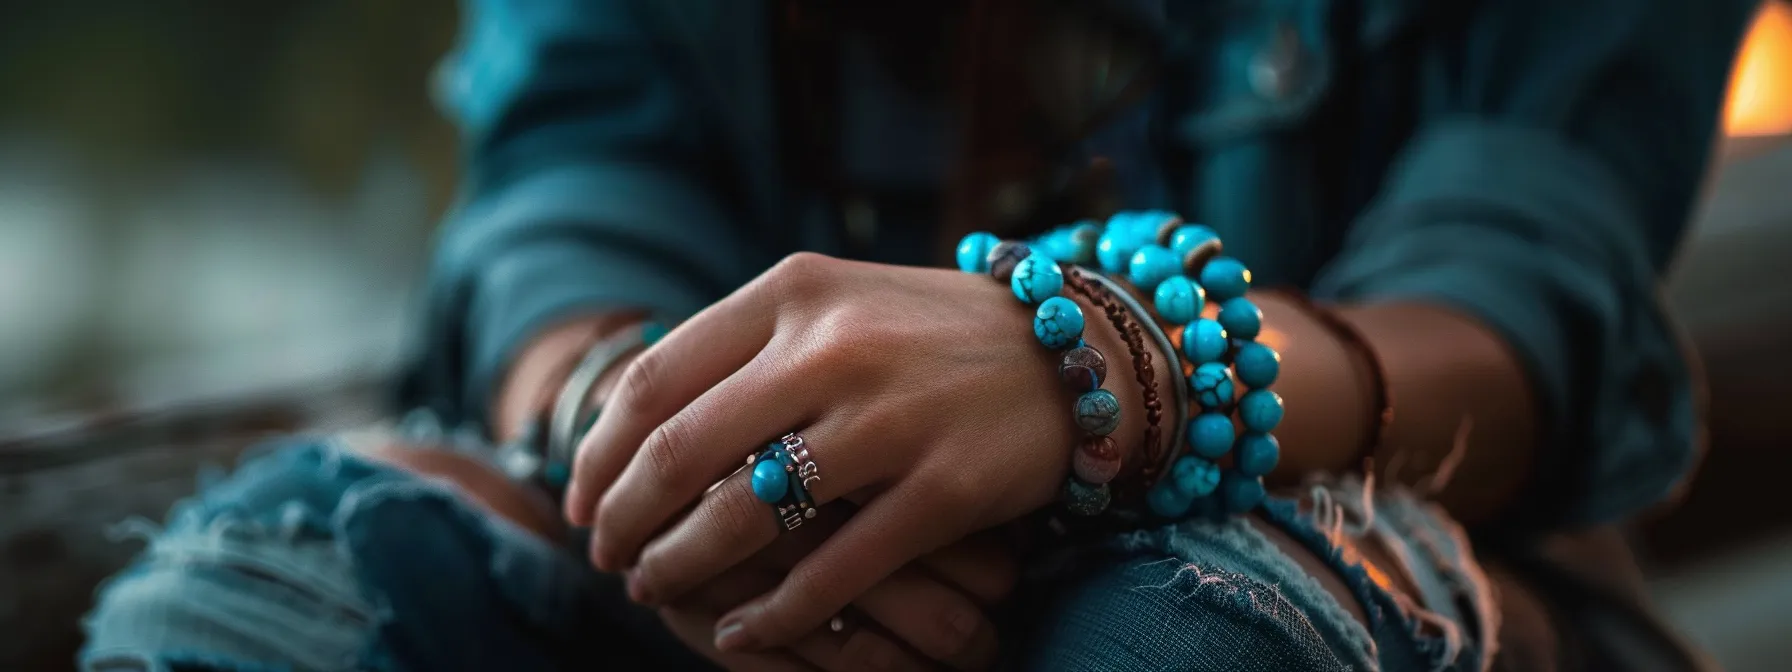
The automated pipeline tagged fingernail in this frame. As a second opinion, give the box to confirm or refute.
[714,620,754,652]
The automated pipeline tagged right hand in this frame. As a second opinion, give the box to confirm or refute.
[655,509,1016,671]
[496,315,1016,670]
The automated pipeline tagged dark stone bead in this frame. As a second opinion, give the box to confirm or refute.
[1061,478,1112,516]
[1181,238,1224,277]
[1153,214,1184,246]
[987,241,1032,283]
[1074,389,1122,436]
[1058,346,1108,391]
[1073,435,1123,484]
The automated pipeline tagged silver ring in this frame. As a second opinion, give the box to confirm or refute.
[548,323,649,466]
[780,432,821,490]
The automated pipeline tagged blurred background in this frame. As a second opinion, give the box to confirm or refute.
[1,1,1790,669]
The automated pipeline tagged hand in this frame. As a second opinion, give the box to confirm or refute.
[565,253,1167,651]
[657,509,1015,671]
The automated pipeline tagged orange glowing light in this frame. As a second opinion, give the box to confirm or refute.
[1725,1,1792,137]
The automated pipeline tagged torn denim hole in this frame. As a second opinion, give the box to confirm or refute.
[82,509,384,672]
[1119,514,1381,667]
[1268,477,1498,672]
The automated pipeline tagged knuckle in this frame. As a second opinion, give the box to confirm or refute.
[924,603,984,661]
[764,252,837,298]
[640,415,699,491]
[838,629,909,672]
[709,482,768,540]
[611,351,668,418]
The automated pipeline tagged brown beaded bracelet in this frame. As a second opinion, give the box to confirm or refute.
[1062,268,1166,497]
[1278,291,1394,468]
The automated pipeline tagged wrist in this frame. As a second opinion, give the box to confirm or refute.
[492,311,647,442]
[1063,278,1177,482]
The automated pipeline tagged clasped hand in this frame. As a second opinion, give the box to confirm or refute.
[565,253,1156,665]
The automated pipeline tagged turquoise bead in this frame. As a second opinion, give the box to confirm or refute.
[1238,389,1285,433]
[1199,256,1252,302]
[1186,411,1236,459]
[1153,275,1204,325]
[1233,341,1280,388]
[1128,245,1180,290]
[1010,254,1064,304]
[1074,389,1123,435]
[1033,296,1086,350]
[1220,471,1267,512]
[1217,297,1262,340]
[1035,229,1077,262]
[544,462,571,488]
[1171,455,1222,498]
[1069,222,1102,265]
[751,456,790,503]
[1169,224,1220,258]
[1095,229,1137,275]
[1182,319,1229,364]
[1235,432,1280,477]
[1189,362,1236,409]
[957,232,1000,273]
[1147,480,1196,517]
[1061,478,1111,516]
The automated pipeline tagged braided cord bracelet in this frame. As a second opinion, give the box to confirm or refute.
[1060,268,1163,502]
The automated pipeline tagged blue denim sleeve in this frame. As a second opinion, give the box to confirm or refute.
[403,0,770,428]
[1310,0,1757,530]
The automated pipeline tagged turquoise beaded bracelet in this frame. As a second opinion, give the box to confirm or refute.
[956,233,1124,516]
[1032,212,1285,518]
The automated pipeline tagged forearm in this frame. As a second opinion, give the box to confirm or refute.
[1258,293,1535,522]
[491,311,649,443]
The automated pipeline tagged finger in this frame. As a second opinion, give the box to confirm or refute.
[619,419,865,595]
[626,460,782,606]
[658,607,817,672]
[914,533,1018,607]
[678,569,928,672]
[563,289,774,526]
[714,483,963,652]
[786,617,932,672]
[592,391,850,571]
[851,566,1001,670]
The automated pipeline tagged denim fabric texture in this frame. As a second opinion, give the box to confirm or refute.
[84,437,1493,671]
[405,0,1759,534]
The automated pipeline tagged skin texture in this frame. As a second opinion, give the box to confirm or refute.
[513,254,1542,660]
[562,254,1176,654]
[493,297,1018,670]
[361,441,1014,672]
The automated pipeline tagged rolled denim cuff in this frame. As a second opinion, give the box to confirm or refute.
[426,164,756,430]
[1313,119,1699,530]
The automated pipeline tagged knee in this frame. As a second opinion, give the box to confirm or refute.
[1020,549,1365,671]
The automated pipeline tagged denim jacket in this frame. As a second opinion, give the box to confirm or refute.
[404,0,1758,533]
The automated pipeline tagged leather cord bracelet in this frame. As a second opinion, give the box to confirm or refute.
[1278,291,1393,469]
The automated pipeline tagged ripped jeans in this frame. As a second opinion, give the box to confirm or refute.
[81,436,1495,671]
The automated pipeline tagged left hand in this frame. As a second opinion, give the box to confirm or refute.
[565,253,1165,652]
[659,509,1015,671]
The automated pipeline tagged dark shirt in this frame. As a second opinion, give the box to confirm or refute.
[407,0,1758,532]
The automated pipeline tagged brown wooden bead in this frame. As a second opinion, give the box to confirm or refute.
[1073,435,1123,484]
[1058,346,1107,391]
